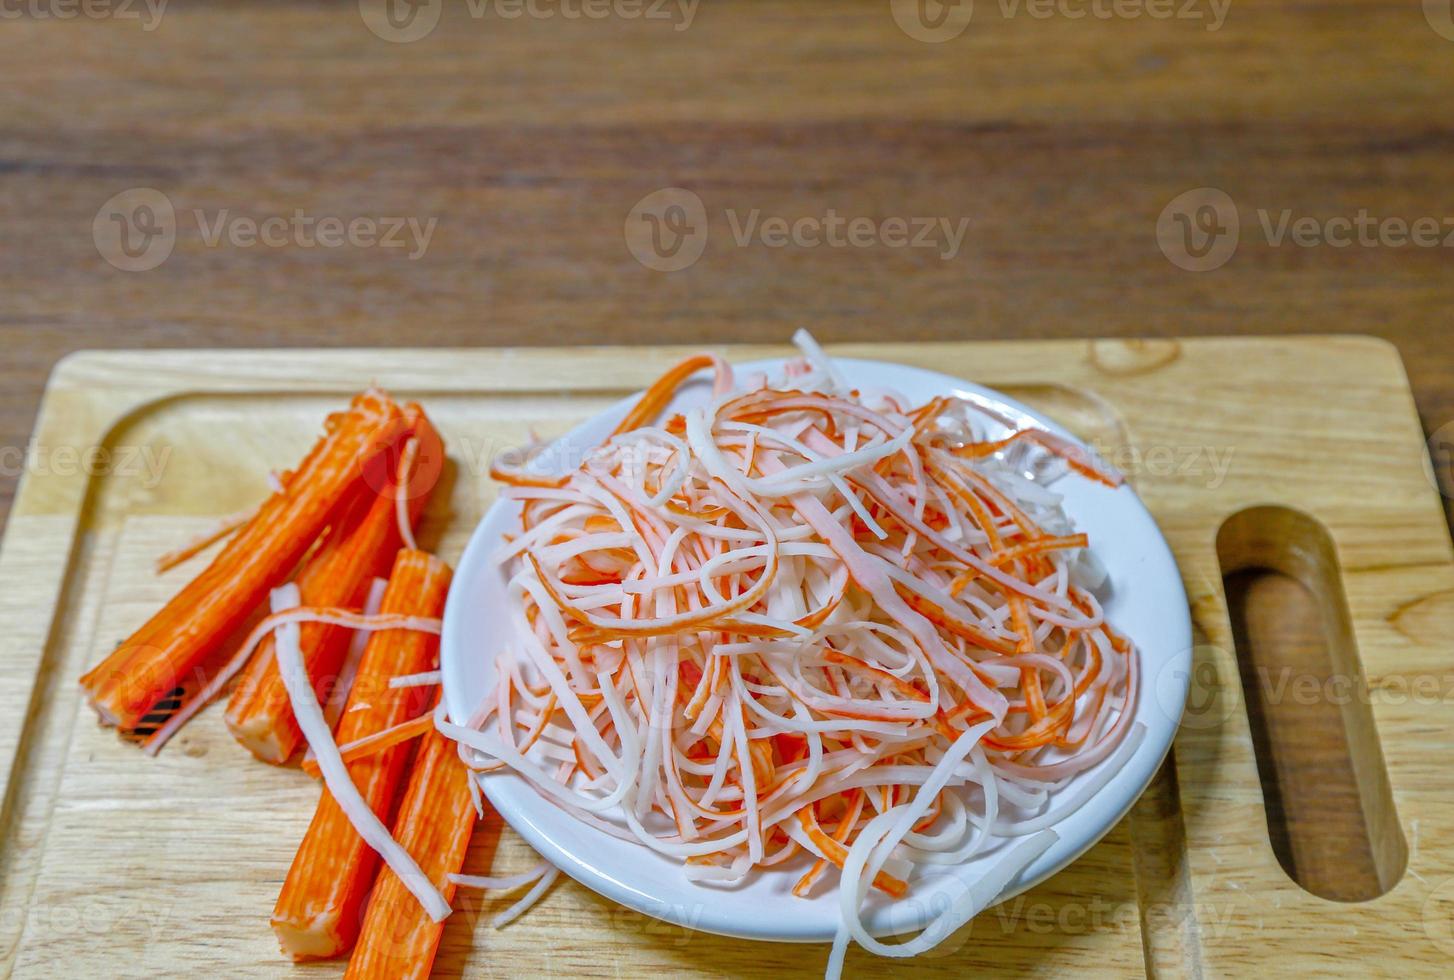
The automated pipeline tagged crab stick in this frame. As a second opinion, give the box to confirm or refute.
[79,390,407,731]
[344,716,476,979]
[300,712,436,778]
[272,549,452,961]
[227,405,443,763]
[611,352,732,437]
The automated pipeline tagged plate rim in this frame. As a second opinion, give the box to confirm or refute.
[441,355,1191,943]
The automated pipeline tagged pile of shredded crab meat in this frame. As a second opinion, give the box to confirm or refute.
[448,331,1142,976]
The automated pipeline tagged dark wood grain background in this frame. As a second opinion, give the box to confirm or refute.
[3,0,1453,536]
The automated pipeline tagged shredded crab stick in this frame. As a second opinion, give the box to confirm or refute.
[344,704,476,980]
[300,712,436,778]
[273,550,453,961]
[80,389,408,731]
[325,577,388,731]
[154,508,255,574]
[227,405,444,763]
[448,331,1139,975]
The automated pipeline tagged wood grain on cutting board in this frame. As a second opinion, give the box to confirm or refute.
[0,337,1450,977]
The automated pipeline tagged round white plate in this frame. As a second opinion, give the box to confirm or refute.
[441,357,1192,942]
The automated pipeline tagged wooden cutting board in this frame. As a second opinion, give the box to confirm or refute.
[1,337,1449,977]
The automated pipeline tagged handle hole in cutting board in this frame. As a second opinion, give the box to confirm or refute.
[1216,505,1407,902]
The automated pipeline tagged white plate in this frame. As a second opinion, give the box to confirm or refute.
[441,357,1192,942]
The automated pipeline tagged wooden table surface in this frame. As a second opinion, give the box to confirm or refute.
[3,0,1453,535]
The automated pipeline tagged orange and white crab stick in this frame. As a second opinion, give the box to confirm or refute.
[344,712,476,980]
[79,390,407,732]
[272,549,452,961]
[227,405,443,764]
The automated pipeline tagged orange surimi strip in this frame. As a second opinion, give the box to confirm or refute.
[344,720,476,980]
[820,649,929,703]
[794,789,866,897]
[79,390,407,731]
[795,806,907,898]
[271,550,453,961]
[612,353,730,436]
[227,405,443,764]
[154,509,254,574]
[224,490,388,762]
[300,711,436,778]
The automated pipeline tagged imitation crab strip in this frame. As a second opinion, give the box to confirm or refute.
[300,712,437,778]
[344,704,476,980]
[154,509,254,574]
[272,550,453,961]
[227,404,443,764]
[612,352,734,436]
[85,390,566,970]
[451,331,1139,978]
[80,389,408,731]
